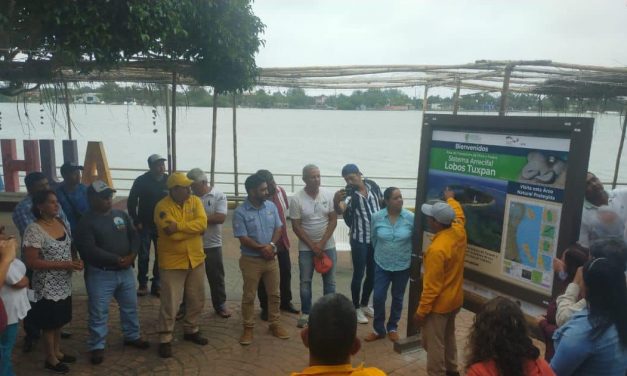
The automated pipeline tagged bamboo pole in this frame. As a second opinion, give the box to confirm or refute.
[171,72,177,171]
[499,65,514,116]
[422,85,429,113]
[453,79,461,115]
[163,85,172,174]
[63,82,72,140]
[210,90,218,186]
[612,107,627,189]
[232,94,239,197]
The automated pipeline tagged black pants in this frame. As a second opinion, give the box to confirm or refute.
[23,269,40,340]
[258,244,292,310]
[204,246,227,311]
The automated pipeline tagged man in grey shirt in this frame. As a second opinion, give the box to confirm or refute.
[187,168,231,318]
[75,181,149,365]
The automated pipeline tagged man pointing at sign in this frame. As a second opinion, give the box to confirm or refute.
[414,188,467,376]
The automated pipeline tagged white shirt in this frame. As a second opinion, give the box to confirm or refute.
[289,188,336,252]
[579,188,627,248]
[0,259,31,325]
[200,188,228,249]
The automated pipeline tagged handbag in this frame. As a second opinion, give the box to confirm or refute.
[314,251,333,274]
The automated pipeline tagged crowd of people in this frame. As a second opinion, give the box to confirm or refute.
[0,155,625,376]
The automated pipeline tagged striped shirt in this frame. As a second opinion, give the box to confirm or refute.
[344,179,383,244]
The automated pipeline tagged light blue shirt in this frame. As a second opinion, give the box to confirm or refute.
[371,208,414,271]
[551,308,627,376]
[233,199,282,257]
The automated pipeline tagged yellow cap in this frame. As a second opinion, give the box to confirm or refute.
[167,172,193,189]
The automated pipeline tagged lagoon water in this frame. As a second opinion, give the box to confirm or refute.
[0,103,625,198]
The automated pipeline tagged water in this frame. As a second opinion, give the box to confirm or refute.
[0,103,625,197]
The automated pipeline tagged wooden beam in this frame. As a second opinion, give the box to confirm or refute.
[612,107,627,189]
[499,65,514,116]
[453,79,461,115]
[171,72,177,171]
[232,94,239,197]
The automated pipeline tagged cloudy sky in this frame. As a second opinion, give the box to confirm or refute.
[252,0,627,68]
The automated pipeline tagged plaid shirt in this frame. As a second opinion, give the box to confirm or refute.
[12,196,69,237]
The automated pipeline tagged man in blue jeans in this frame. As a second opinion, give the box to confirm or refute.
[333,164,383,324]
[290,164,338,328]
[75,181,150,365]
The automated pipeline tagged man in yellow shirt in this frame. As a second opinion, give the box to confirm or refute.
[154,173,208,358]
[291,293,386,376]
[414,189,466,376]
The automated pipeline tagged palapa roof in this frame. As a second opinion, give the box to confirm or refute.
[1,59,627,97]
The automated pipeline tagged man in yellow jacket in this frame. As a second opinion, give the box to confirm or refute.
[154,173,208,358]
[414,188,466,376]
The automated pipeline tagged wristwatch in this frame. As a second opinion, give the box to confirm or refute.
[270,242,278,254]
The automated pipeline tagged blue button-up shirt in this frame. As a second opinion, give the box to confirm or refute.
[233,199,282,257]
[12,196,70,238]
[56,183,89,232]
[371,208,414,271]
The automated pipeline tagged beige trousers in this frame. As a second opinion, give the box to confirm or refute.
[421,309,459,376]
[239,255,280,327]
[158,264,206,343]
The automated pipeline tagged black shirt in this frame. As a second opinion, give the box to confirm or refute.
[127,171,168,228]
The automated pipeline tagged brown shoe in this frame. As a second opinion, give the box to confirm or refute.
[158,342,172,358]
[364,332,385,342]
[387,331,400,342]
[269,324,290,339]
[239,327,254,346]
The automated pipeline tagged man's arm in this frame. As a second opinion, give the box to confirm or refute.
[416,248,445,318]
[175,197,208,234]
[207,192,227,225]
[446,196,465,226]
[318,211,338,249]
[333,190,347,215]
[125,212,140,257]
[292,219,318,251]
[127,178,141,225]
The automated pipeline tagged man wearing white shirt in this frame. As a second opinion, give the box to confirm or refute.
[290,164,338,328]
[579,172,627,248]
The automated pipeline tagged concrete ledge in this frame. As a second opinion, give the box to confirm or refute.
[393,334,423,354]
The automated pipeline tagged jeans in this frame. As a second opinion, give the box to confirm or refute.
[85,265,141,350]
[204,247,227,311]
[0,323,18,376]
[137,227,160,288]
[259,243,293,310]
[299,248,337,315]
[373,264,410,335]
[350,239,375,308]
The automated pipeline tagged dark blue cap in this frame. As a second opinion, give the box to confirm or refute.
[341,164,360,177]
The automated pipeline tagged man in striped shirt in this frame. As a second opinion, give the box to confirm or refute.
[333,164,383,324]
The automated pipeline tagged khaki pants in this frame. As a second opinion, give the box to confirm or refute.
[421,309,459,376]
[158,264,206,343]
[239,255,280,327]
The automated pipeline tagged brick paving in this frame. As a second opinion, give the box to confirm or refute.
[1,210,543,375]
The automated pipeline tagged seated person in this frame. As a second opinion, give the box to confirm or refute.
[291,293,386,376]
[466,296,554,376]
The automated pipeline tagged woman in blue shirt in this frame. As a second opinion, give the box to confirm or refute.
[551,256,627,376]
[364,187,414,343]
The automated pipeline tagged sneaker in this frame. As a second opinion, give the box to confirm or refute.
[356,308,369,324]
[183,332,208,346]
[269,324,290,339]
[296,314,309,328]
[239,327,254,345]
[362,305,375,318]
[44,361,69,374]
[158,342,172,358]
[90,349,104,365]
[137,285,148,297]
[387,331,400,342]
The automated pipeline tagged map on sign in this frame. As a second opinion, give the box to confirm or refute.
[503,200,560,288]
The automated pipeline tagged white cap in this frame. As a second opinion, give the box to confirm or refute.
[147,154,166,166]
[88,180,116,196]
[187,168,208,183]
[421,201,456,225]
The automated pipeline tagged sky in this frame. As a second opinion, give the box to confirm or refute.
[252,0,627,68]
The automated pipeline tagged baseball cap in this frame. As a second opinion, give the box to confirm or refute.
[187,168,208,183]
[87,180,116,197]
[341,163,360,177]
[60,161,83,176]
[421,201,456,225]
[167,172,193,189]
[147,154,167,166]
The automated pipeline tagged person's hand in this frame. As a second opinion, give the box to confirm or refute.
[135,223,143,231]
[443,187,455,200]
[260,244,275,260]
[573,266,584,290]
[118,255,134,268]
[71,259,84,271]
[311,242,323,257]
[334,189,346,204]
[0,238,17,264]
[164,221,178,235]
[553,257,565,273]
[413,313,425,328]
